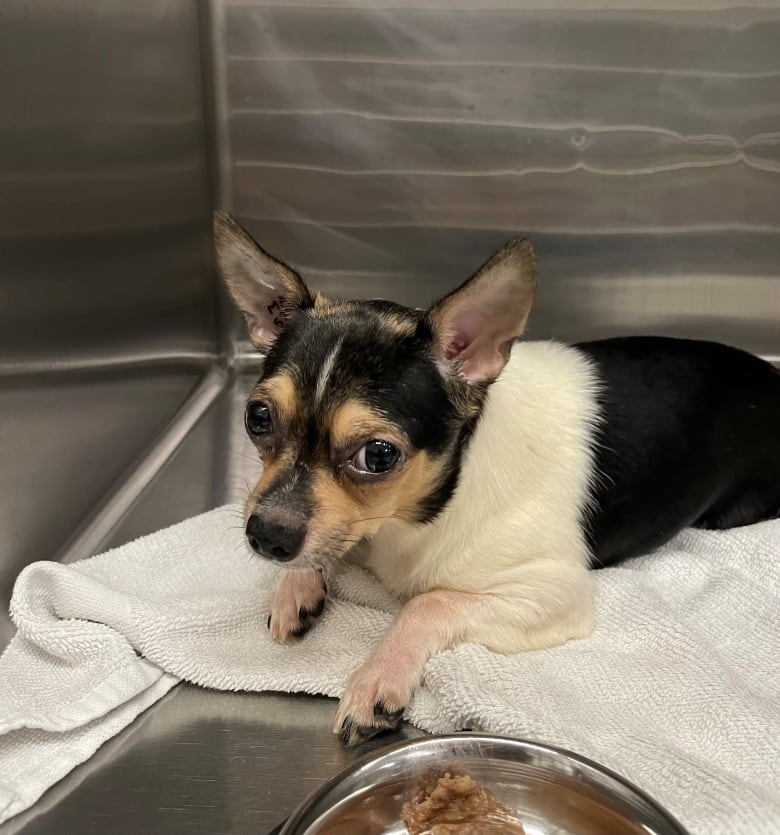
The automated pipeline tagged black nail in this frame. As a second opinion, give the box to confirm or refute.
[340,715,394,747]
[299,606,309,621]
[309,597,326,618]
[266,614,271,629]
[373,700,405,722]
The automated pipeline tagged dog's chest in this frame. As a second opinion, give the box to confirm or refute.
[364,340,601,599]
[367,520,447,598]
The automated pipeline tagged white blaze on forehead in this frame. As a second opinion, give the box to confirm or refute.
[315,337,344,405]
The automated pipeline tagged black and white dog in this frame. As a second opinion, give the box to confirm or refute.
[214,212,780,745]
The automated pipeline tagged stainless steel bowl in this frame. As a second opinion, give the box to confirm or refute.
[280,734,689,835]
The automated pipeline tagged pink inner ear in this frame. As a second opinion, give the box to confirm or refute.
[444,336,469,360]
[443,309,482,360]
[438,308,509,383]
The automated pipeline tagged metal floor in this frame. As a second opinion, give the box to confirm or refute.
[1,687,420,835]
[0,366,422,835]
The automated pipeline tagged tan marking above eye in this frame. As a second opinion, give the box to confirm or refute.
[252,372,298,421]
[329,400,408,456]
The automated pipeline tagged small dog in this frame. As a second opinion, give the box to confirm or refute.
[214,212,780,746]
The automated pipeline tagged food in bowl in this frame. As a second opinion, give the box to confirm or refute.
[402,770,526,834]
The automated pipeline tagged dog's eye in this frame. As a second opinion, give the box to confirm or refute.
[245,402,272,437]
[351,439,401,475]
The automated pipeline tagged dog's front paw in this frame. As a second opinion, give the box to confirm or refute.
[333,656,415,746]
[268,569,327,643]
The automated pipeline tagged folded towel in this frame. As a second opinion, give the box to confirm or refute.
[1,506,778,833]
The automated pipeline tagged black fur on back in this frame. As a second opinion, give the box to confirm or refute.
[577,337,780,567]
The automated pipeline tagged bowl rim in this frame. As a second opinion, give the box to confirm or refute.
[280,731,691,835]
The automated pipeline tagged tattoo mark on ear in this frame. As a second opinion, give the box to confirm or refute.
[267,296,285,328]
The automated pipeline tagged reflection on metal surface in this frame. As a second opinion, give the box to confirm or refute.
[0,686,423,835]
[0,0,215,370]
[57,366,228,565]
[0,0,216,640]
[226,1,780,356]
[102,371,264,551]
[0,369,202,646]
[281,735,688,835]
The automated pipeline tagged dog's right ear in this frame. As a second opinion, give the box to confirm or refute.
[213,211,315,352]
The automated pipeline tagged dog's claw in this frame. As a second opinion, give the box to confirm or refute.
[291,620,312,638]
[373,700,405,722]
[309,597,326,618]
[338,712,401,747]
[335,696,407,747]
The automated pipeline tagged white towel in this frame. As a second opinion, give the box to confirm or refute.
[0,506,778,833]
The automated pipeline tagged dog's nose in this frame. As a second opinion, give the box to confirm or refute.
[245,515,305,562]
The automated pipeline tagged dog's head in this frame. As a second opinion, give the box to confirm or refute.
[214,212,536,568]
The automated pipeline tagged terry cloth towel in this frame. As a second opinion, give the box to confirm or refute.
[0,507,779,833]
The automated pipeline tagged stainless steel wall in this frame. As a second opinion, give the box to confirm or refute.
[0,0,219,644]
[225,0,780,357]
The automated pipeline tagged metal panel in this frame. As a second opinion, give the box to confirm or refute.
[225,1,780,356]
[102,369,263,551]
[0,0,218,641]
[0,0,215,371]
[0,369,202,646]
[0,686,422,835]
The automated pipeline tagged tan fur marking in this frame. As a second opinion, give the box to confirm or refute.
[306,448,447,547]
[330,401,408,453]
[380,311,417,337]
[354,450,448,525]
[246,449,295,518]
[391,452,449,522]
[310,294,343,317]
[253,373,297,421]
[310,469,369,540]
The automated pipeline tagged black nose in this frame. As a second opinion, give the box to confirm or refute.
[245,515,305,562]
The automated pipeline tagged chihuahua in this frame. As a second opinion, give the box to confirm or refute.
[214,212,780,746]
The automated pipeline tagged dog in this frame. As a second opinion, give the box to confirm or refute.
[213,211,780,746]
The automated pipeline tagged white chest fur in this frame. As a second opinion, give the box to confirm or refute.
[367,340,601,599]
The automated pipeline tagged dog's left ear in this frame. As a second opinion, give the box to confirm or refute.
[428,238,537,383]
[213,211,315,352]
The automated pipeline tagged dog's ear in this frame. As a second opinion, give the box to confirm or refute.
[213,211,315,352]
[427,238,537,383]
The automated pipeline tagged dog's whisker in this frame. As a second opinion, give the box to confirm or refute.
[231,451,262,464]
